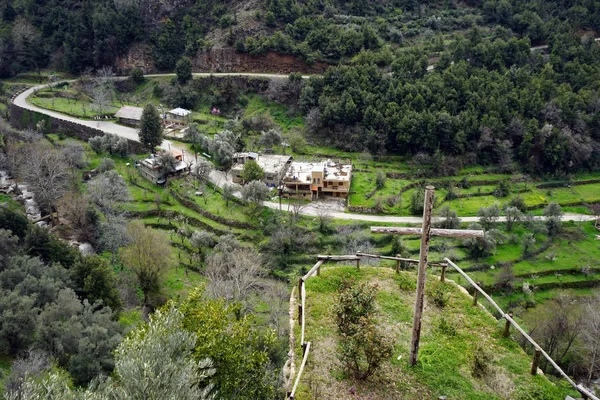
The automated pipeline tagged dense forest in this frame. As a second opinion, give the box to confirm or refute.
[1,0,600,74]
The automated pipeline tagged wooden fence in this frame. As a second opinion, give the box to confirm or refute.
[287,253,599,400]
[444,258,599,400]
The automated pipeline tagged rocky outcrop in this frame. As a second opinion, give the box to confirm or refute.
[193,49,328,74]
[114,43,157,74]
[115,44,328,75]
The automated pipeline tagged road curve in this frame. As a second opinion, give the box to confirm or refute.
[12,75,598,224]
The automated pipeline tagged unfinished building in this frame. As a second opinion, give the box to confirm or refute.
[230,152,293,186]
[282,160,352,200]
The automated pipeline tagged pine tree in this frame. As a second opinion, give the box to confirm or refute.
[139,104,164,154]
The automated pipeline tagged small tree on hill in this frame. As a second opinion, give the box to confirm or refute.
[240,160,265,183]
[139,104,163,154]
[334,279,392,380]
[176,57,193,84]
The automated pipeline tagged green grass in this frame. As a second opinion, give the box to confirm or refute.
[293,266,577,400]
[244,94,304,131]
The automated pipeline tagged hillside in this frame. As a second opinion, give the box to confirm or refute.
[293,266,577,399]
[2,0,600,76]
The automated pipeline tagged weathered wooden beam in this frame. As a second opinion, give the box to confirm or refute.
[577,384,600,400]
[410,186,435,366]
[317,255,359,261]
[300,284,306,345]
[371,226,484,238]
[302,260,324,281]
[355,252,447,267]
[289,341,311,400]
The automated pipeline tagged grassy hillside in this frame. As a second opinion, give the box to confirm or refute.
[293,266,577,399]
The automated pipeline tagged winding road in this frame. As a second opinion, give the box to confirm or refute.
[13,74,597,224]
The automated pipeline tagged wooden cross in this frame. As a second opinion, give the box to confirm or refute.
[371,186,484,366]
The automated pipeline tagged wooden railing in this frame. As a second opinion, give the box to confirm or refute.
[286,254,599,400]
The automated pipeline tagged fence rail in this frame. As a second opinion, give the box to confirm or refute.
[287,255,599,400]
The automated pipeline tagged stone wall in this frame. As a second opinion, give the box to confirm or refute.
[10,104,146,154]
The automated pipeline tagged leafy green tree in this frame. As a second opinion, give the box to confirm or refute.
[409,189,424,215]
[0,206,29,239]
[180,287,276,400]
[70,256,122,311]
[130,68,145,84]
[504,206,523,232]
[36,288,122,386]
[120,221,173,307]
[435,206,461,229]
[241,160,265,183]
[12,307,216,400]
[139,104,164,154]
[543,202,563,237]
[176,56,193,84]
[477,205,500,230]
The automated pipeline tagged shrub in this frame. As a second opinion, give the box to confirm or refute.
[375,171,386,190]
[334,279,392,381]
[471,344,493,378]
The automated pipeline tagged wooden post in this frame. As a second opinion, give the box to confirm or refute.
[409,186,435,366]
[297,278,303,327]
[473,282,480,306]
[441,263,446,282]
[356,258,360,270]
[316,265,321,276]
[503,313,512,338]
[531,349,541,375]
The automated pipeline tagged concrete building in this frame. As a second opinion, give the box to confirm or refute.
[166,108,192,126]
[230,152,292,186]
[115,106,144,126]
[138,150,191,185]
[282,160,352,200]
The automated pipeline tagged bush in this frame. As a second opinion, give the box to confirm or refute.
[471,344,493,378]
[334,279,392,381]
[130,68,145,84]
[427,280,448,308]
[409,189,424,215]
[98,158,115,172]
[375,171,386,190]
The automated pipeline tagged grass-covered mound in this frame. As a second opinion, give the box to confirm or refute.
[294,266,578,399]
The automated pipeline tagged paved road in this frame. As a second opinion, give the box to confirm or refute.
[13,75,598,225]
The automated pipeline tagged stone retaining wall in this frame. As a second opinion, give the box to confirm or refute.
[10,103,146,154]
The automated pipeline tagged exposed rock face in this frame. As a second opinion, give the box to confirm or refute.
[193,49,329,74]
[115,44,328,75]
[114,43,157,74]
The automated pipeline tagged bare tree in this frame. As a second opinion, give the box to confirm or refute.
[87,170,131,217]
[525,295,582,370]
[580,295,600,382]
[17,143,71,215]
[315,207,332,233]
[265,281,288,336]
[56,192,92,241]
[98,216,129,264]
[205,247,265,306]
[289,199,304,220]
[92,85,113,115]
